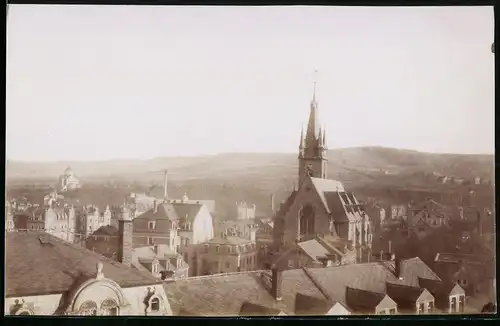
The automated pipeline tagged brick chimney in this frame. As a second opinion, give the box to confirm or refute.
[394,255,402,280]
[117,204,133,266]
[271,267,283,301]
[153,200,157,214]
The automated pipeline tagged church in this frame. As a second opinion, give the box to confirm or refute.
[272,84,373,265]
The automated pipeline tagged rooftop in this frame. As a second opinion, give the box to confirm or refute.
[6,232,161,297]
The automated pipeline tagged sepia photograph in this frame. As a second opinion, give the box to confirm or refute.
[5,4,496,317]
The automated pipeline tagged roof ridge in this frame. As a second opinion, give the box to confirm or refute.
[301,267,332,302]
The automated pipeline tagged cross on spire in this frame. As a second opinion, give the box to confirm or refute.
[312,69,318,102]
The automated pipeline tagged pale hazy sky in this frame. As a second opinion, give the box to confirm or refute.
[6,5,495,162]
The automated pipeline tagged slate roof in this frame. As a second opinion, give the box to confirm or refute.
[345,287,386,311]
[135,202,203,222]
[239,302,283,316]
[92,225,118,236]
[385,283,429,310]
[304,258,441,305]
[6,232,161,297]
[164,257,446,316]
[132,245,186,274]
[164,269,327,316]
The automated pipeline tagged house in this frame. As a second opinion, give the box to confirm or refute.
[5,211,172,316]
[85,225,120,258]
[195,233,258,276]
[407,199,451,239]
[14,199,77,243]
[164,256,467,316]
[234,202,257,220]
[433,253,496,305]
[131,244,189,281]
[132,197,214,276]
[77,205,112,236]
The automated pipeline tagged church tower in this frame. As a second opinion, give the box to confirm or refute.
[298,72,328,186]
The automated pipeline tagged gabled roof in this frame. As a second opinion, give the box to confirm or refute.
[345,287,390,311]
[294,292,334,315]
[135,202,203,222]
[385,283,433,310]
[6,232,161,297]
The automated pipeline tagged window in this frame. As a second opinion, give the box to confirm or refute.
[79,301,98,316]
[389,308,396,315]
[148,221,156,230]
[288,259,293,268]
[458,296,465,313]
[428,301,434,313]
[225,262,230,269]
[216,246,220,253]
[150,297,160,312]
[148,237,154,245]
[18,311,31,315]
[417,302,425,314]
[450,296,457,313]
[377,310,386,315]
[100,299,119,316]
[152,263,158,273]
[204,245,209,253]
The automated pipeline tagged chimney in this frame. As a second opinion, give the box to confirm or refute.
[153,200,157,213]
[388,240,392,254]
[270,193,275,215]
[163,170,168,199]
[271,267,283,301]
[394,255,402,279]
[117,205,133,266]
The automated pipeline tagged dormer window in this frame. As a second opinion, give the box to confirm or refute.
[151,297,160,312]
[417,302,425,314]
[148,221,156,230]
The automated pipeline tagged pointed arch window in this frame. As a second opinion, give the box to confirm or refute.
[298,204,315,239]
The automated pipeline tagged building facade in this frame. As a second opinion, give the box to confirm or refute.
[273,88,373,263]
[58,166,81,192]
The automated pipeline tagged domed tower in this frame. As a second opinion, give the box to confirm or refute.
[65,166,74,177]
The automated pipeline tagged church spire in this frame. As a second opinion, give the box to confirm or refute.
[306,70,320,142]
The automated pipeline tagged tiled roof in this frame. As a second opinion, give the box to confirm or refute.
[164,269,327,316]
[135,202,203,222]
[6,232,161,297]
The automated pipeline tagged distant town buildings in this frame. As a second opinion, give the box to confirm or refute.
[235,202,257,220]
[58,166,81,192]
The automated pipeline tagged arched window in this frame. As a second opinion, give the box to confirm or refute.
[79,301,98,316]
[150,297,160,312]
[18,311,31,315]
[100,299,119,316]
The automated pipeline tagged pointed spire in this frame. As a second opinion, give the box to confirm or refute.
[306,70,320,141]
[318,128,323,146]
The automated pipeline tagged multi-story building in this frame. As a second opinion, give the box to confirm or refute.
[407,199,451,239]
[131,244,189,281]
[5,212,173,316]
[132,195,214,277]
[5,201,15,231]
[234,202,257,220]
[58,166,81,192]
[273,87,373,264]
[77,205,112,236]
[14,194,77,243]
[195,231,258,276]
[164,255,467,316]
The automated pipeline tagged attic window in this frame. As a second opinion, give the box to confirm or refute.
[216,246,220,253]
[151,297,160,312]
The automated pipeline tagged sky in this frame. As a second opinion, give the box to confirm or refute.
[6,5,495,162]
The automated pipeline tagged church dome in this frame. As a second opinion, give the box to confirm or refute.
[65,166,74,177]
